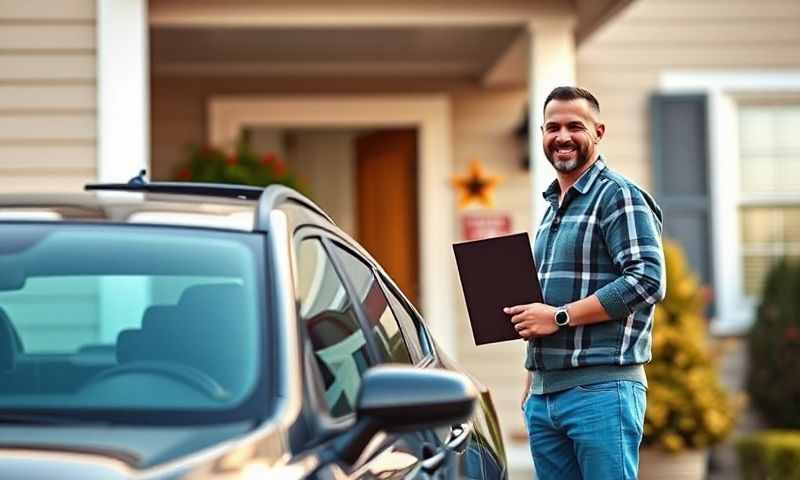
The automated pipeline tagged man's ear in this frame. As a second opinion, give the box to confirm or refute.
[594,123,606,143]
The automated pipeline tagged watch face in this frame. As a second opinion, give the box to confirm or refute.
[555,310,569,326]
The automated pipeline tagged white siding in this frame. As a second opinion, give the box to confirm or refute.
[0,25,95,50]
[577,0,800,188]
[0,0,96,193]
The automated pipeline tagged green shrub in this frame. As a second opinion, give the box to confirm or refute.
[173,137,306,194]
[642,239,736,452]
[747,259,800,428]
[737,431,800,480]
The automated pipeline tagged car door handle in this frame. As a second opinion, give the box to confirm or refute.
[446,422,472,453]
[420,423,473,473]
[420,449,447,473]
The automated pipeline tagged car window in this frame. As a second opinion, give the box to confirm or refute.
[377,274,428,362]
[329,243,412,365]
[295,238,372,417]
[0,223,265,420]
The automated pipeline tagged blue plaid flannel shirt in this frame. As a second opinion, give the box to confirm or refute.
[526,157,666,371]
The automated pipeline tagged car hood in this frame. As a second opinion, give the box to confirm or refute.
[0,421,258,474]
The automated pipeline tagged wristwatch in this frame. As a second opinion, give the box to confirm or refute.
[554,306,571,328]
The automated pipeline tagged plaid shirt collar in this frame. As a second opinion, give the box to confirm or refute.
[542,156,607,206]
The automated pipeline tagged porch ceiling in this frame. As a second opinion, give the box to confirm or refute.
[149,0,635,81]
[150,26,525,80]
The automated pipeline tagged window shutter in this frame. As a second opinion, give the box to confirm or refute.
[650,94,714,303]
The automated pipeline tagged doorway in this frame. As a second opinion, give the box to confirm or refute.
[356,129,419,307]
[208,95,456,356]
[249,127,420,307]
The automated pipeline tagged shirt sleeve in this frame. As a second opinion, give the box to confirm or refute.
[593,183,666,319]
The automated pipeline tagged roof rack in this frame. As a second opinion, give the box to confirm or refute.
[86,170,265,200]
[86,181,269,200]
[85,170,334,227]
[86,181,266,200]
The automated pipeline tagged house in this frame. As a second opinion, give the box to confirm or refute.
[581,0,800,339]
[1,0,799,476]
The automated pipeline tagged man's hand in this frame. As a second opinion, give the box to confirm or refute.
[521,373,532,410]
[503,303,559,340]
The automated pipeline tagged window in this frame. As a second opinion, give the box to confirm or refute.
[330,243,413,365]
[379,274,429,362]
[0,224,264,419]
[738,104,800,298]
[296,239,371,416]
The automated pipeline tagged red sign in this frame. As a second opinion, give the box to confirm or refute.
[461,213,512,241]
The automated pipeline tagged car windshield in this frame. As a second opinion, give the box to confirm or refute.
[0,223,267,424]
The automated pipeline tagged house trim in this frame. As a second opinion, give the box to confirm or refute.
[208,95,457,357]
[659,70,800,336]
[96,0,149,182]
[528,18,577,231]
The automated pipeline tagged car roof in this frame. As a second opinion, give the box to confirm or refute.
[0,182,332,233]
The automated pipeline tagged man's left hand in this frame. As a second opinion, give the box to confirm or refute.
[503,303,559,339]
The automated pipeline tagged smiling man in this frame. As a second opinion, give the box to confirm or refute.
[505,87,665,479]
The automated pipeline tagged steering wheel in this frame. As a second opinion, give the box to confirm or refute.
[82,361,230,401]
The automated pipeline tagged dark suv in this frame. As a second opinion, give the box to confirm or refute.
[0,179,507,479]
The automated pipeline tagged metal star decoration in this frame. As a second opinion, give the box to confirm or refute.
[451,160,502,208]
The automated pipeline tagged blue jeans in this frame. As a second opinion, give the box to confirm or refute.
[522,380,647,480]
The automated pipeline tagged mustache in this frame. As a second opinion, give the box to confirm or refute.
[550,141,578,150]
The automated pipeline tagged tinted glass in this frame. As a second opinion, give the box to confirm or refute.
[379,276,427,362]
[330,244,412,365]
[0,224,265,421]
[296,239,371,416]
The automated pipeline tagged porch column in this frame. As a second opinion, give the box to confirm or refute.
[527,17,576,231]
[97,0,150,182]
[96,1,151,344]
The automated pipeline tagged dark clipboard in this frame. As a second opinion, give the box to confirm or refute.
[453,232,543,345]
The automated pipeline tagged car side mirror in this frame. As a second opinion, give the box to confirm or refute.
[334,365,477,463]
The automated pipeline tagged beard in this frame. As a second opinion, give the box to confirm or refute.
[544,142,591,173]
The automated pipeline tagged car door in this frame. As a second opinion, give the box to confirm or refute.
[371,267,507,480]
[324,239,439,479]
[328,240,493,480]
[293,233,427,480]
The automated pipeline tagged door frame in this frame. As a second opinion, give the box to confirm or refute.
[208,95,457,357]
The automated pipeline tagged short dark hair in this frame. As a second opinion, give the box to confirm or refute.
[543,86,600,114]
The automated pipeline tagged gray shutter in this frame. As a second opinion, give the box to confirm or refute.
[650,94,714,305]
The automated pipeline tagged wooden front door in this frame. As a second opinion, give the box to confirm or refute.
[356,129,419,308]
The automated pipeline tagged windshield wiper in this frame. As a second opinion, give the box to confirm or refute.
[0,413,107,425]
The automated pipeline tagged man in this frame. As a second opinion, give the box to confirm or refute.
[504,86,665,479]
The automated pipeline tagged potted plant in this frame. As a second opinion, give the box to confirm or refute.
[174,138,306,193]
[638,239,737,479]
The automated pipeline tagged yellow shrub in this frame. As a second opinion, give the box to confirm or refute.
[642,239,736,452]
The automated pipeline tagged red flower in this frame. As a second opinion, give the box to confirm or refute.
[177,168,191,180]
[261,152,277,167]
[226,155,238,166]
[786,326,800,342]
[272,158,286,177]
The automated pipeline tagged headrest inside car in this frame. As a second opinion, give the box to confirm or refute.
[0,307,21,372]
[141,305,180,331]
[0,259,25,291]
[178,283,245,309]
[116,329,145,364]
